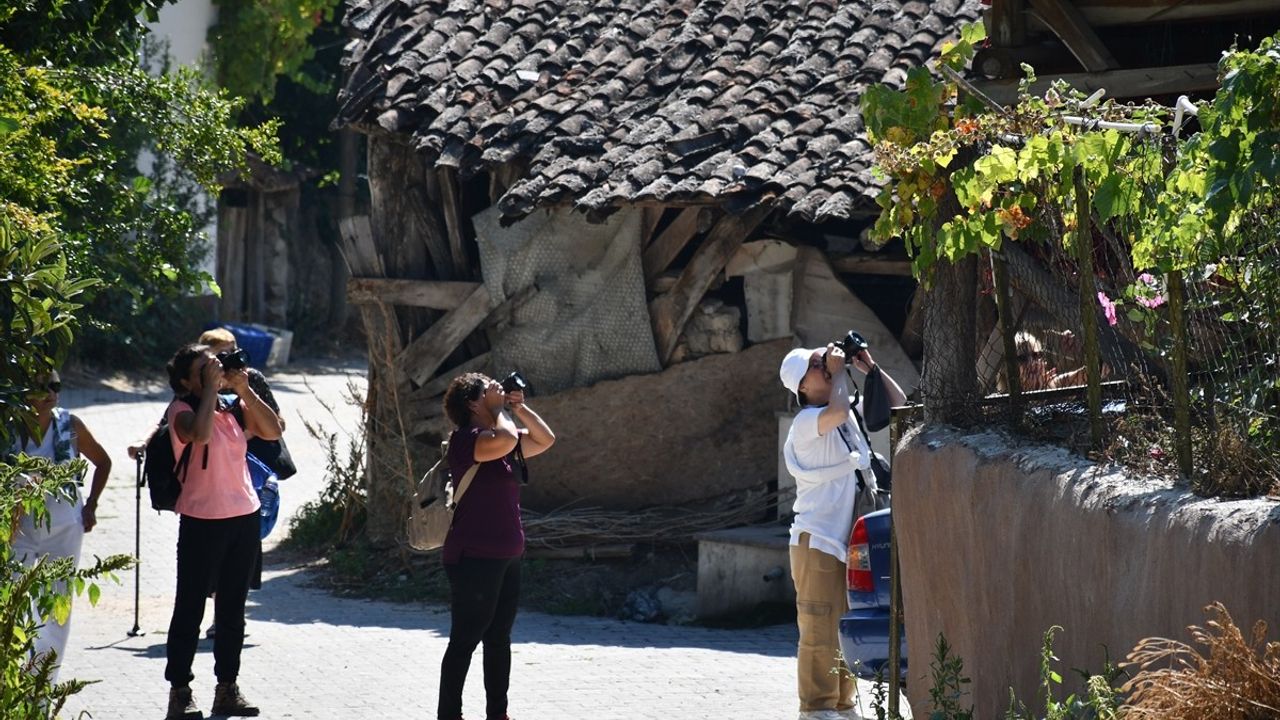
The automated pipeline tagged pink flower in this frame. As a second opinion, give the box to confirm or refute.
[1138,272,1157,287]
[1136,294,1166,309]
[1097,291,1118,326]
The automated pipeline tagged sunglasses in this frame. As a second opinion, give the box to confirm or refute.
[35,381,61,393]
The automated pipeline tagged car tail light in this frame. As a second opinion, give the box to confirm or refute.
[847,516,873,592]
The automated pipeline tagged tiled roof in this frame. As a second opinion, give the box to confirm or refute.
[335,0,981,222]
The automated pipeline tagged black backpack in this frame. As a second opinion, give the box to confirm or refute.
[143,395,206,512]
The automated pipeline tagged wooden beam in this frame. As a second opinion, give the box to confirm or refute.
[643,207,707,283]
[395,284,495,387]
[989,0,1027,47]
[347,278,483,309]
[1027,0,1117,72]
[641,207,664,249]
[649,207,769,364]
[438,167,470,278]
[973,63,1219,106]
[337,215,385,277]
[407,352,492,415]
[413,176,457,281]
[829,254,914,277]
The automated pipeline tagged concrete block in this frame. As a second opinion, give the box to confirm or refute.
[695,525,795,619]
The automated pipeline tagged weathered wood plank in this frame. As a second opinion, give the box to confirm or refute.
[337,215,385,277]
[438,167,470,278]
[406,352,493,421]
[1027,0,1117,72]
[641,206,663,248]
[395,283,495,387]
[989,0,1026,47]
[649,207,769,365]
[829,254,914,277]
[974,63,1219,106]
[347,278,482,309]
[642,207,706,283]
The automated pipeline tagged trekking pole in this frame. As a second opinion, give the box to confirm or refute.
[128,452,144,637]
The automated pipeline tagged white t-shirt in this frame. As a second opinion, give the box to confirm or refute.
[784,404,871,563]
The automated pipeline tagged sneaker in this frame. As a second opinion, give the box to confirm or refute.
[211,682,259,717]
[797,711,846,720]
[836,708,866,720]
[165,686,203,720]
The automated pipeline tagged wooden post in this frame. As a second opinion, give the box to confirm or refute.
[438,167,470,278]
[1073,168,1104,448]
[1168,269,1193,477]
[992,250,1023,420]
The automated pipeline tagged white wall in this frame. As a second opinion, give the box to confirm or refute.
[140,0,220,283]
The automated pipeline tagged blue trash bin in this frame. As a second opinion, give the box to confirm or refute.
[215,323,275,369]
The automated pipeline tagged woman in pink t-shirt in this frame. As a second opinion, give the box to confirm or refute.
[162,343,282,720]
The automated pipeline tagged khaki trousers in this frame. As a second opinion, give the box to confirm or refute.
[790,532,854,712]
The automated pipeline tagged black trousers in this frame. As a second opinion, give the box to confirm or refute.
[437,556,522,720]
[165,511,259,686]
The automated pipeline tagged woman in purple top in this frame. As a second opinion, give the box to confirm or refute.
[438,372,555,720]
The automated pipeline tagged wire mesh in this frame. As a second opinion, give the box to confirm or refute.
[926,132,1279,498]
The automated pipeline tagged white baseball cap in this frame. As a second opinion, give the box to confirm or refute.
[779,347,819,401]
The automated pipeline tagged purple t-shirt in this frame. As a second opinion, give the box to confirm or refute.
[441,425,525,565]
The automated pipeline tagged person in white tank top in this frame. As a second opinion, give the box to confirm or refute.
[8,370,112,685]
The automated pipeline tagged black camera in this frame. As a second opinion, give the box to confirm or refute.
[217,348,250,371]
[825,330,869,364]
[500,371,528,394]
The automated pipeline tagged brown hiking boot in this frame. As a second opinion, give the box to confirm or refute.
[165,686,203,720]
[211,682,259,717]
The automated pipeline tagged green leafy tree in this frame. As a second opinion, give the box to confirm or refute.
[863,24,1280,489]
[209,0,342,105]
[0,2,280,363]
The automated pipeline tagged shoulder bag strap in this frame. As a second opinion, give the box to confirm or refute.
[451,463,481,506]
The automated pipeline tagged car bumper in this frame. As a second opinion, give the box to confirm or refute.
[838,608,907,680]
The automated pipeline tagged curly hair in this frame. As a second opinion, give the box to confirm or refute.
[442,372,489,428]
[167,343,210,395]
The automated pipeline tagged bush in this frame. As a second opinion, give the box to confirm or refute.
[0,456,134,718]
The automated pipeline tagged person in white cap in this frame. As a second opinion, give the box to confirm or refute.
[778,343,906,720]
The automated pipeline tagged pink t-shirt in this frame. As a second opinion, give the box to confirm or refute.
[166,398,260,520]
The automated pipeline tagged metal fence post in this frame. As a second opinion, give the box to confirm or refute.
[1168,269,1194,477]
[1073,168,1104,448]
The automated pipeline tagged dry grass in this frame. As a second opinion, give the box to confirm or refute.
[1121,603,1280,719]
[1194,427,1277,499]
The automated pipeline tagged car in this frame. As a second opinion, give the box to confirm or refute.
[838,507,907,681]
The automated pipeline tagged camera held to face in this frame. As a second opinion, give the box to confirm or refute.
[217,348,250,371]
[500,371,528,395]
[823,330,869,365]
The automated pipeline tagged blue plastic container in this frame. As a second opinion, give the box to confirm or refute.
[216,323,274,369]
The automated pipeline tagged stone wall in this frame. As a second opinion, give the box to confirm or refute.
[894,426,1280,718]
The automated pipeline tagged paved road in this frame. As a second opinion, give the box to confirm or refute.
[51,358,900,720]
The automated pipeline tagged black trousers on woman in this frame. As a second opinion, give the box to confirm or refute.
[437,556,521,720]
[164,511,259,686]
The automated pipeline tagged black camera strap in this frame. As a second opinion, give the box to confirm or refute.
[513,438,529,485]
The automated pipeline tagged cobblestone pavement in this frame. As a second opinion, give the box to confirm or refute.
[52,358,899,720]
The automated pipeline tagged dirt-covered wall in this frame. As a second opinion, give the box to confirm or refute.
[894,426,1280,718]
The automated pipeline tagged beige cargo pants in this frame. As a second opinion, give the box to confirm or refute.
[789,532,855,713]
